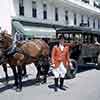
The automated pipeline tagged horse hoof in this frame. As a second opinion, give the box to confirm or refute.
[35,82,41,86]
[41,82,46,84]
[13,86,17,90]
[3,81,8,85]
[41,81,47,84]
[22,74,28,78]
[16,88,22,92]
[35,79,40,83]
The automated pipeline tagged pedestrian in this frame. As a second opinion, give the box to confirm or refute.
[51,34,70,92]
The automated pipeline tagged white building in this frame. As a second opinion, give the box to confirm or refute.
[0,0,100,38]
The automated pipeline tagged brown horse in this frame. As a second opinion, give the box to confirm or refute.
[0,31,50,92]
[0,64,9,84]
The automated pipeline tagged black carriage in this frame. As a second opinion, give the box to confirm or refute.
[56,26,100,65]
[56,26,100,76]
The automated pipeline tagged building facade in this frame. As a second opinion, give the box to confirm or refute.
[0,0,100,38]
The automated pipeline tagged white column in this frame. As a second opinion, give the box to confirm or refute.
[24,0,32,17]
[58,7,65,25]
[84,15,88,23]
[90,0,95,6]
[68,11,74,26]
[95,18,98,29]
[77,14,81,26]
[90,17,93,29]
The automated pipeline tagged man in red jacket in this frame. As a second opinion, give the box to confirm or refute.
[51,34,70,92]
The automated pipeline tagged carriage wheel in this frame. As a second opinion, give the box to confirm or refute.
[96,63,100,70]
[70,60,78,78]
[65,59,78,79]
[96,54,100,70]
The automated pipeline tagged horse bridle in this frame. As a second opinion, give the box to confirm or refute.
[0,38,7,51]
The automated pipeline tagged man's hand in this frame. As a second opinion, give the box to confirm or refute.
[51,64,56,68]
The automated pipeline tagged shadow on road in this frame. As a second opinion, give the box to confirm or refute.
[0,64,97,93]
[0,84,13,93]
[77,64,96,73]
[48,84,69,91]
[0,76,14,83]
[0,76,43,93]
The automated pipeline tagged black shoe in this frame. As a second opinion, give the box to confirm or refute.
[54,87,58,92]
[59,86,66,91]
[60,78,66,91]
[54,78,58,92]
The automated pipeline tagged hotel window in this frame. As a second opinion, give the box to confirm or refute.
[98,20,100,29]
[55,8,59,21]
[32,1,37,18]
[19,0,24,16]
[87,17,90,27]
[93,19,95,29]
[81,0,89,4]
[74,13,77,25]
[94,1,100,9]
[65,10,68,24]
[43,4,47,20]
[81,15,84,23]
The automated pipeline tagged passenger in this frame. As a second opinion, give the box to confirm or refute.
[95,37,100,45]
[7,31,21,55]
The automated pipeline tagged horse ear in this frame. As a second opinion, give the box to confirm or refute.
[1,31,4,36]
[2,30,8,36]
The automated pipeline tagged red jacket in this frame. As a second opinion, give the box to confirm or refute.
[51,45,70,69]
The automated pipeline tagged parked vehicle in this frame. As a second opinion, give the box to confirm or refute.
[55,27,100,78]
[56,29,100,65]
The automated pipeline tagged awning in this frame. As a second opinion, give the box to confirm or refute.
[56,26,92,33]
[12,21,56,38]
[12,21,25,34]
[23,26,56,38]
[91,29,100,35]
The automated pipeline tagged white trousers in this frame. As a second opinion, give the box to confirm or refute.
[53,62,67,78]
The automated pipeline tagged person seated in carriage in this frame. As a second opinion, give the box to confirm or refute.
[7,31,24,55]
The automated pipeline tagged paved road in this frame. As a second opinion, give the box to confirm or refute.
[0,64,100,100]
